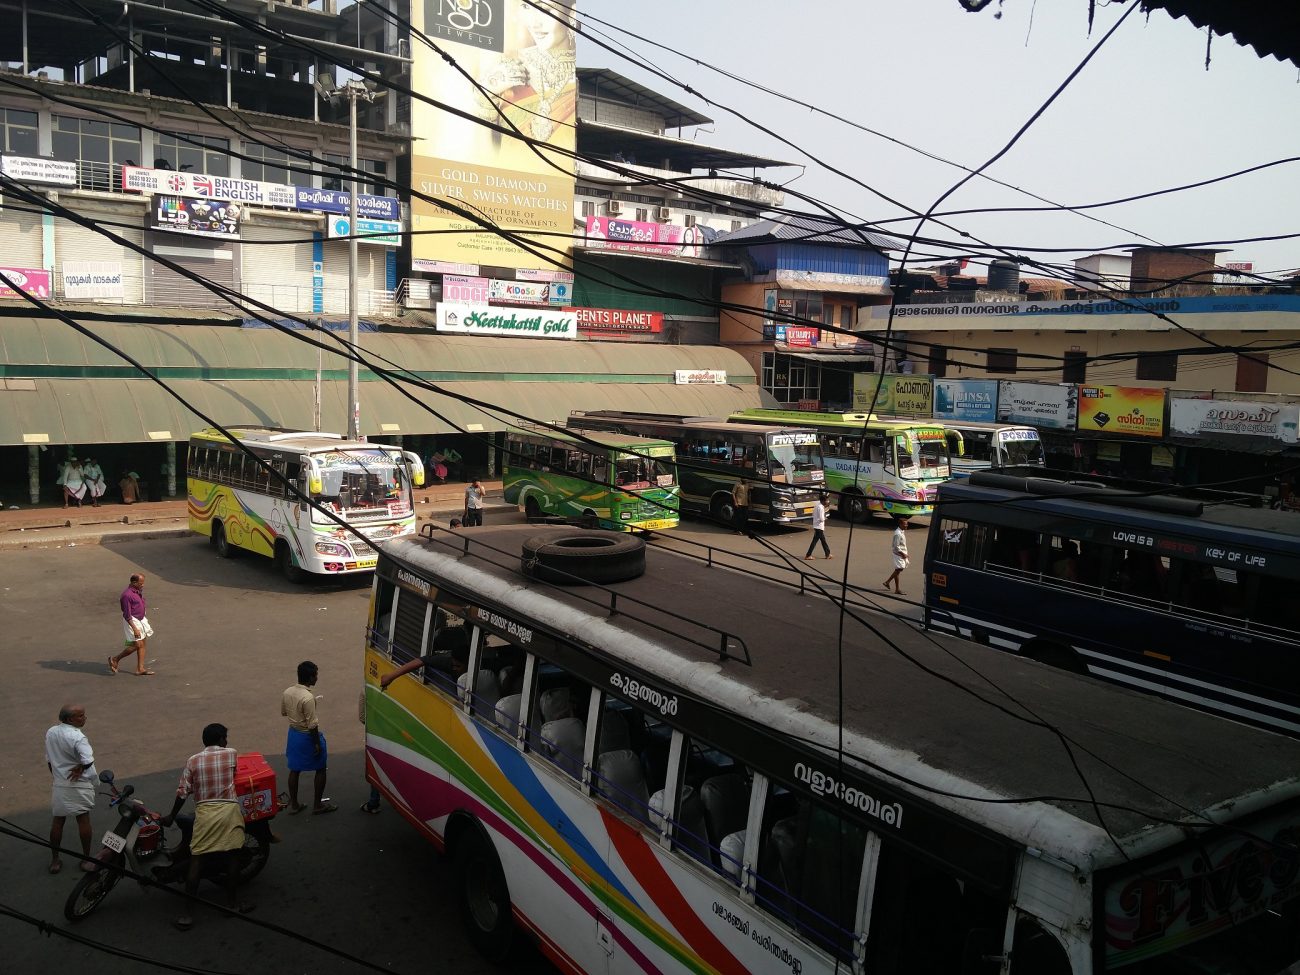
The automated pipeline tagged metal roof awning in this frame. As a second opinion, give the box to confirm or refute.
[772,271,892,295]
[778,352,877,364]
[573,245,743,269]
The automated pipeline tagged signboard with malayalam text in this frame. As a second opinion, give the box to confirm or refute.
[1078,385,1165,438]
[0,266,52,299]
[996,381,1077,430]
[2,155,77,186]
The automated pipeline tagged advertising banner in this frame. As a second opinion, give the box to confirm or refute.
[443,275,490,303]
[152,196,242,239]
[584,216,703,256]
[489,278,550,305]
[123,166,296,208]
[1078,385,1165,437]
[934,379,998,422]
[413,259,479,275]
[777,326,820,346]
[852,374,933,415]
[292,187,400,221]
[326,216,401,247]
[675,370,727,385]
[573,307,663,333]
[436,302,576,339]
[516,268,574,282]
[410,0,577,270]
[61,261,124,300]
[997,382,1077,430]
[1169,398,1299,444]
[0,266,52,299]
[2,155,77,185]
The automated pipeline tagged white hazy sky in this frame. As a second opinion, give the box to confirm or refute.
[577,0,1299,280]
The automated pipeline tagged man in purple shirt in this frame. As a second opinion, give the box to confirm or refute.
[110,573,155,676]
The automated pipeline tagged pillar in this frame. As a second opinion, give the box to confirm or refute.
[166,442,177,497]
[28,445,41,504]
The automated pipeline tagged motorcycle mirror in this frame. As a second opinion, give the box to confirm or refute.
[99,770,114,783]
[120,785,134,799]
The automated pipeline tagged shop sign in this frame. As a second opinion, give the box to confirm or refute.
[934,380,998,422]
[852,374,933,415]
[413,259,479,275]
[436,302,576,339]
[152,196,243,239]
[124,166,296,207]
[675,370,727,385]
[547,280,572,305]
[779,326,819,347]
[573,307,663,333]
[516,268,574,283]
[1169,398,1299,444]
[1,155,77,186]
[61,261,124,300]
[0,266,52,299]
[585,215,704,256]
[1078,385,1165,437]
[326,216,401,246]
[292,186,400,221]
[997,381,1077,430]
[443,275,490,303]
[488,278,550,305]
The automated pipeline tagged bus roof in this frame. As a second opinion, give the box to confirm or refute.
[516,427,675,451]
[382,525,1300,872]
[732,409,944,433]
[928,421,1036,433]
[190,427,399,455]
[571,411,815,437]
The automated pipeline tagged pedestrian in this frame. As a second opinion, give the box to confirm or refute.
[46,704,97,874]
[882,515,911,594]
[449,517,463,529]
[83,457,107,507]
[463,478,485,527]
[119,470,141,505]
[803,493,832,560]
[160,723,255,930]
[110,572,155,676]
[731,478,750,534]
[58,456,88,508]
[282,661,337,815]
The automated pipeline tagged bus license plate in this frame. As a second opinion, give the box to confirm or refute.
[357,558,377,569]
[638,520,673,531]
[101,830,126,854]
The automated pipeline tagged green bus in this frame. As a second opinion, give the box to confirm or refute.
[730,408,952,520]
[569,411,823,526]
[503,426,680,532]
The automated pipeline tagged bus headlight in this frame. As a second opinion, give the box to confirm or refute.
[620,511,632,519]
[315,541,351,556]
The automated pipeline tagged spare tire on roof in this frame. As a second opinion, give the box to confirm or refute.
[521,531,646,585]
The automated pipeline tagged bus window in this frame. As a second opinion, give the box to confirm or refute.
[390,585,430,663]
[754,784,867,962]
[591,454,609,486]
[592,698,652,823]
[1171,560,1247,620]
[526,663,593,781]
[565,449,589,476]
[1112,550,1170,603]
[934,519,992,569]
[989,526,1039,576]
[1252,574,1300,632]
[679,739,752,883]
[841,437,862,461]
[1046,536,1081,583]
[371,576,397,652]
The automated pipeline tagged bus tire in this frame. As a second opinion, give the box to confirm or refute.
[838,492,869,523]
[276,541,305,583]
[524,496,541,520]
[454,825,518,963]
[521,531,645,585]
[711,493,735,527]
[1023,640,1087,675]
[212,522,236,559]
[581,509,599,530]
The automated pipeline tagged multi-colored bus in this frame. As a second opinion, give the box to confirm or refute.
[187,427,423,581]
[941,421,1045,479]
[729,408,950,521]
[503,426,680,532]
[569,411,823,526]
[364,523,1300,975]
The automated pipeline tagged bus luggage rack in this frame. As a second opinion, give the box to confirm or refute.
[417,523,751,665]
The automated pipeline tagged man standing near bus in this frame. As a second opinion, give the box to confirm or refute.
[731,478,750,534]
[804,493,832,560]
[281,661,336,815]
[463,478,485,527]
[883,515,911,594]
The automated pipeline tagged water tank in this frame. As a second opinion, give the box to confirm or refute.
[988,259,1020,293]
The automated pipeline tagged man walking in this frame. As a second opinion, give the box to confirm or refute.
[110,573,155,676]
[46,704,97,874]
[160,723,254,930]
[803,492,832,560]
[882,515,911,594]
[463,478,485,527]
[282,661,336,815]
[731,478,750,534]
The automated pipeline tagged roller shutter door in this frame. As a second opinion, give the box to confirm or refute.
[240,221,316,317]
[145,232,239,309]
[55,206,145,303]
[4,210,44,267]
[320,236,385,316]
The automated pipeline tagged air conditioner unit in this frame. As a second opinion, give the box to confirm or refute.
[655,206,671,221]
[605,200,623,216]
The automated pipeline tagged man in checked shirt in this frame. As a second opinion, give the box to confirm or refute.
[161,723,254,930]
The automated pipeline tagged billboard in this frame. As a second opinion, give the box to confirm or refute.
[852,374,933,415]
[1169,398,1299,444]
[0,266,52,300]
[1078,385,1165,437]
[152,196,243,239]
[61,261,124,300]
[934,380,997,422]
[411,0,577,270]
[997,382,1077,430]
[584,216,704,257]
[436,302,576,339]
[573,307,663,333]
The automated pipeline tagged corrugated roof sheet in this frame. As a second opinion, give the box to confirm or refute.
[713,213,903,252]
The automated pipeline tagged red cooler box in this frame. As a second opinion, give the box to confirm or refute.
[235,752,278,822]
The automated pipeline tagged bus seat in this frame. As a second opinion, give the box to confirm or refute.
[595,748,650,820]
[700,773,750,855]
[757,815,799,921]
[541,716,586,778]
[539,686,573,722]
[494,694,522,734]
[497,664,523,696]
[649,785,711,864]
[458,669,500,710]
[598,711,631,753]
[720,829,747,882]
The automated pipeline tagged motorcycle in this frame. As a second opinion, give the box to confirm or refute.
[64,769,276,922]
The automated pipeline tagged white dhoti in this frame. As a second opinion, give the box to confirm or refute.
[51,778,96,817]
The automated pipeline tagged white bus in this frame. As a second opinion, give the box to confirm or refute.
[363,522,1300,975]
[187,427,423,581]
[941,421,1045,479]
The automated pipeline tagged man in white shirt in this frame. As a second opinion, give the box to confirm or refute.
[803,493,832,560]
[45,704,97,873]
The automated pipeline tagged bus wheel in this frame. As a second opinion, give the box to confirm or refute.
[711,494,735,527]
[276,541,305,583]
[581,510,599,530]
[213,522,236,559]
[1023,641,1087,675]
[838,492,869,523]
[524,496,541,521]
[454,826,517,963]
[521,531,646,584]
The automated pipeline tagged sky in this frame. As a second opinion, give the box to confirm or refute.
[576,0,1299,281]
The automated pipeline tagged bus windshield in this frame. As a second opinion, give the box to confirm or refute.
[312,450,408,520]
[897,435,950,480]
[767,436,821,484]
[613,452,675,491]
[1001,432,1045,466]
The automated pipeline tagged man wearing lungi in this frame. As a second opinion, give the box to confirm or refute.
[281,661,337,815]
[45,704,97,874]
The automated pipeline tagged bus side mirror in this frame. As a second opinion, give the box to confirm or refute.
[402,451,425,488]
[308,476,322,495]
